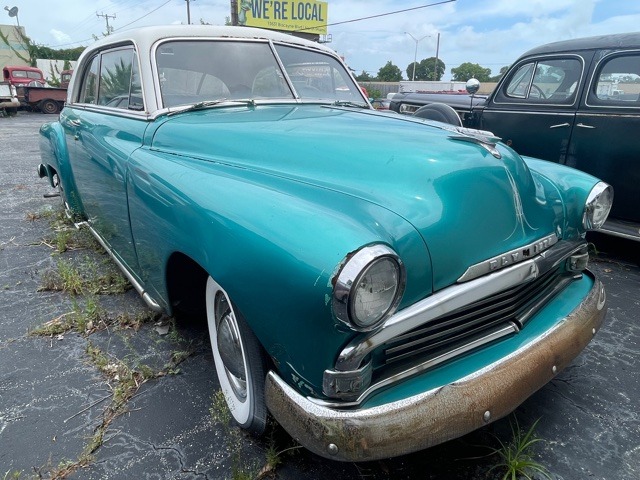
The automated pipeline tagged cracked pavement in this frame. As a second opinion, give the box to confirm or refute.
[0,112,638,479]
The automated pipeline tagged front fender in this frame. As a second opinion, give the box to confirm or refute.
[125,148,432,396]
[523,156,601,238]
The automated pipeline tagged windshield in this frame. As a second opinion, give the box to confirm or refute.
[155,39,362,108]
[274,44,364,102]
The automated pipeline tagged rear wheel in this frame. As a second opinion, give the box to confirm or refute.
[206,277,268,434]
[40,99,59,114]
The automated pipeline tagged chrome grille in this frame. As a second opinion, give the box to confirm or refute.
[379,267,571,368]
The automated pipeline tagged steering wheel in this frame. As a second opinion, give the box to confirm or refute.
[530,84,547,99]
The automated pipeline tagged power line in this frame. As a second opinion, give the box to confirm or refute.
[114,0,173,32]
[43,0,173,48]
[295,0,457,32]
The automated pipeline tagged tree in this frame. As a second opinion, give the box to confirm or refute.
[451,62,492,82]
[377,61,403,82]
[406,57,446,81]
[355,71,374,82]
[0,26,84,66]
[489,65,510,82]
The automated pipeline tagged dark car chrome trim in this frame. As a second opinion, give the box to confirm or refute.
[492,53,585,107]
[333,239,585,373]
[599,218,640,241]
[585,49,640,110]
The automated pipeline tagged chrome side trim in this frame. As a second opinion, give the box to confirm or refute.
[599,218,640,241]
[75,218,164,313]
[334,240,585,373]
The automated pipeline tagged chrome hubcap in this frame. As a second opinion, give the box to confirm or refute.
[215,292,247,399]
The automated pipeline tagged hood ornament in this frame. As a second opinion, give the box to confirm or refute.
[449,127,502,159]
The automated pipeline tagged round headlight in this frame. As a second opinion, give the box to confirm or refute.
[583,182,613,230]
[333,245,406,332]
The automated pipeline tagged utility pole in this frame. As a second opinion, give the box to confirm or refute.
[404,32,429,82]
[96,12,116,36]
[185,0,195,25]
[433,32,441,81]
[230,0,238,26]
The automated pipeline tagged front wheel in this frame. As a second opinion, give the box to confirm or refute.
[206,277,268,434]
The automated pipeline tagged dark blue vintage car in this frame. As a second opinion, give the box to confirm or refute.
[38,26,612,461]
[391,32,640,242]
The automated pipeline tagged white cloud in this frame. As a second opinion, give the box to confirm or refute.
[49,29,72,44]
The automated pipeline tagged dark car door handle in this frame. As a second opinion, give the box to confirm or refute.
[549,123,570,129]
[577,123,596,129]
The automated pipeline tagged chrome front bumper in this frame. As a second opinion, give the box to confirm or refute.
[0,98,19,109]
[265,277,606,462]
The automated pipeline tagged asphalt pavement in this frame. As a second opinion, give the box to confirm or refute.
[0,112,638,480]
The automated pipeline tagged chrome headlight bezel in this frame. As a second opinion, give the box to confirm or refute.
[583,182,614,230]
[332,244,406,332]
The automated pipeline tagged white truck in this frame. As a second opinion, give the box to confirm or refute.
[0,81,20,116]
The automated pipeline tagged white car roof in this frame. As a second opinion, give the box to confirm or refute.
[87,25,335,56]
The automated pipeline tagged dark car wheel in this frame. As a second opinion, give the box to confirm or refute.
[40,99,60,114]
[414,103,462,126]
[206,277,268,434]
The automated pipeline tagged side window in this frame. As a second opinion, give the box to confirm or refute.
[79,56,100,104]
[505,63,534,98]
[593,54,640,104]
[129,56,144,111]
[98,49,134,108]
[504,58,582,103]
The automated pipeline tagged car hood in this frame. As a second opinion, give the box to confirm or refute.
[151,105,561,290]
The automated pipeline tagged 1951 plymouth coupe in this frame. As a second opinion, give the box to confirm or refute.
[391,32,639,242]
[38,25,613,461]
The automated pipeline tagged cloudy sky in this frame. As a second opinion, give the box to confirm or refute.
[6,0,640,79]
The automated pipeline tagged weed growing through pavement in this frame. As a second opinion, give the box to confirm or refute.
[39,256,130,296]
[2,470,22,480]
[30,296,107,337]
[488,417,551,480]
[44,341,194,479]
[209,391,301,479]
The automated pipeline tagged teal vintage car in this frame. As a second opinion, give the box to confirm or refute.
[38,26,613,462]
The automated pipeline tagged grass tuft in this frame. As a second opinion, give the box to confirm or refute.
[489,417,551,480]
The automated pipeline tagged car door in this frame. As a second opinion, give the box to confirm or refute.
[568,50,640,223]
[64,46,147,274]
[479,55,591,164]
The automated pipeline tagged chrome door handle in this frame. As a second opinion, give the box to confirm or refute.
[577,123,595,129]
[549,123,570,129]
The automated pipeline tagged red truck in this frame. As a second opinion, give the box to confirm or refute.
[3,66,71,114]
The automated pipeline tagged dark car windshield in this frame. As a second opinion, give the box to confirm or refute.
[155,40,363,108]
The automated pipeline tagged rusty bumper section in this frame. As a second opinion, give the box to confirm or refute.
[265,277,606,462]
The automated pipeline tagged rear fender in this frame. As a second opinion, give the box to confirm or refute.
[38,119,84,215]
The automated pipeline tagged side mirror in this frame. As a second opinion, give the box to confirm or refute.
[466,78,480,95]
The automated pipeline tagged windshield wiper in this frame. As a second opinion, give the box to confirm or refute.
[330,100,370,109]
[167,98,255,116]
